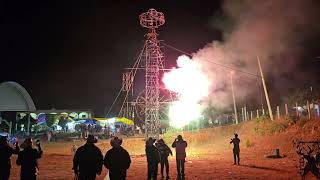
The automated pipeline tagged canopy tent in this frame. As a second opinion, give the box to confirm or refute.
[94,117,134,126]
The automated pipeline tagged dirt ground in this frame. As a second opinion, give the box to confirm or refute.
[9,148,303,180]
[8,119,320,180]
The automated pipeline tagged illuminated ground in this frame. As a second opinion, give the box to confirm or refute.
[9,119,320,180]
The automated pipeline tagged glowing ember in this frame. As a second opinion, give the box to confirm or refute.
[162,55,210,128]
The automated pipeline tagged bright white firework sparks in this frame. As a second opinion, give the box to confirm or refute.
[162,55,210,128]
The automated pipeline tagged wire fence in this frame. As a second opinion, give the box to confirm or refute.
[220,100,320,126]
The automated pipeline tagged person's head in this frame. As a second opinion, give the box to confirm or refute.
[158,139,164,144]
[0,136,8,145]
[23,137,33,148]
[86,135,97,144]
[146,137,156,146]
[110,136,122,148]
[177,135,183,141]
[234,133,238,138]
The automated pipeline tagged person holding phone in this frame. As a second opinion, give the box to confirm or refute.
[0,135,20,180]
[172,135,187,179]
[16,137,43,180]
[230,133,240,165]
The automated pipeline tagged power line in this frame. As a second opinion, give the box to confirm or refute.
[161,42,261,78]
[105,43,145,117]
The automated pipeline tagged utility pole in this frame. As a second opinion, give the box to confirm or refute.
[230,71,238,124]
[27,113,31,136]
[257,56,274,121]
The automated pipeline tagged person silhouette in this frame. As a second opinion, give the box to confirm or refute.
[230,133,240,165]
[172,135,187,179]
[104,137,131,180]
[0,135,20,180]
[16,138,42,180]
[155,139,172,179]
[146,137,160,180]
[73,135,103,180]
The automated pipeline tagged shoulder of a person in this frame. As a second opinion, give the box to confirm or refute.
[4,145,13,150]
[76,145,85,152]
[93,145,102,151]
[105,148,113,156]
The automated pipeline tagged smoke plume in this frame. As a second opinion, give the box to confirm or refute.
[191,0,320,110]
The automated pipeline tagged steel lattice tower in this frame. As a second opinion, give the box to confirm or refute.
[139,9,165,139]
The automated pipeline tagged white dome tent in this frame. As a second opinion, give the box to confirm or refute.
[0,81,36,111]
[0,81,36,134]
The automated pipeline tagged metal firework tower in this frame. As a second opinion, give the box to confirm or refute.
[139,9,165,139]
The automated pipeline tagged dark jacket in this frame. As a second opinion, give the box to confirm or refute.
[73,143,103,176]
[16,146,42,179]
[146,142,160,165]
[104,146,131,180]
[0,143,19,170]
[230,137,240,151]
[172,140,187,160]
[155,142,172,157]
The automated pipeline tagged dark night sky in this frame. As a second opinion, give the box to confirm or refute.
[1,0,222,116]
[1,1,319,117]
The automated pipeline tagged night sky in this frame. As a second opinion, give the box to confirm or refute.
[1,1,222,116]
[1,1,319,117]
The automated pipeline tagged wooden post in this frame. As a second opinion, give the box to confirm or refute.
[285,104,288,116]
[250,111,253,120]
[244,106,247,121]
[277,106,280,119]
[262,108,265,116]
[230,73,238,124]
[241,108,244,121]
[307,100,311,119]
[257,56,274,120]
[257,109,259,118]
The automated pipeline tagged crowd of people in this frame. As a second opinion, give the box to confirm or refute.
[0,133,241,180]
[72,134,188,180]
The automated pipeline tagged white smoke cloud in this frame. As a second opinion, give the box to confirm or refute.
[190,0,320,110]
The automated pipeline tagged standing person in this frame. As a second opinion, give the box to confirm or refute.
[146,137,160,180]
[73,135,103,180]
[104,137,131,180]
[230,133,240,165]
[172,135,187,179]
[0,136,20,180]
[46,131,52,142]
[16,138,42,180]
[155,139,172,179]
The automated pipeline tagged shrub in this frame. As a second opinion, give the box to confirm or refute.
[245,139,254,148]
[254,127,265,136]
[297,118,308,128]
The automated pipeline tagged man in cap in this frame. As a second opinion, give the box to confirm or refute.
[172,135,187,179]
[104,136,131,180]
[0,135,20,180]
[16,137,42,180]
[230,133,240,165]
[146,137,160,180]
[73,135,103,180]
